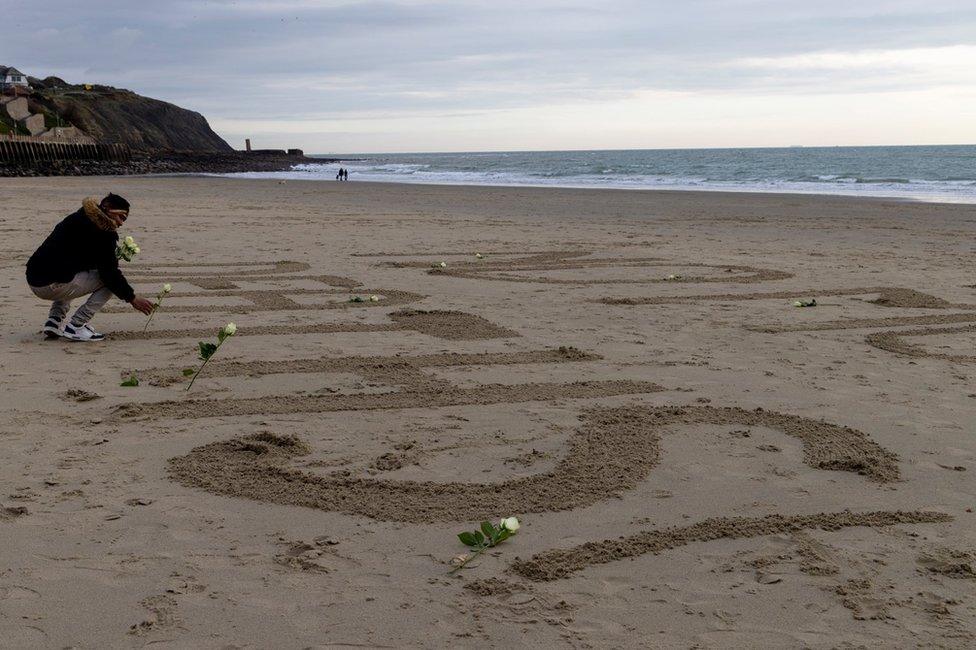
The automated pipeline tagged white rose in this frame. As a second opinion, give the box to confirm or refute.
[132,246,141,254]
[369,295,379,302]
[163,283,172,293]
[223,322,237,336]
[124,236,135,246]
[475,252,483,259]
[439,262,447,268]
[500,516,520,532]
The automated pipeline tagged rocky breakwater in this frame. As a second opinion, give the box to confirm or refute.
[0,149,327,177]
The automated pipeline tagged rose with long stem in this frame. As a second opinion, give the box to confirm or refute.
[142,283,172,332]
[185,322,236,391]
[450,517,520,574]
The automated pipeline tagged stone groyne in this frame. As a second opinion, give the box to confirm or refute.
[0,138,131,165]
[0,146,326,177]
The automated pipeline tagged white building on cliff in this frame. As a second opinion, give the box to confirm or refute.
[0,67,30,91]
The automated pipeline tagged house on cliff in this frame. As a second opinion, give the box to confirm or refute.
[0,67,30,92]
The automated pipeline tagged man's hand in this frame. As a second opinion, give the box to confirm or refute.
[130,296,155,315]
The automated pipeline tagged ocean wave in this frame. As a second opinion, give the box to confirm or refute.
[221,146,976,203]
[855,177,911,184]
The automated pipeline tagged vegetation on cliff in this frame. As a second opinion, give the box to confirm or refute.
[25,75,232,152]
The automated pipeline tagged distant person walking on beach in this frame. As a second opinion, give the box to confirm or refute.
[25,194,154,341]
[342,168,349,181]
[336,168,342,181]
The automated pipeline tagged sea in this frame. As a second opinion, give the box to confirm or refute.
[225,145,976,203]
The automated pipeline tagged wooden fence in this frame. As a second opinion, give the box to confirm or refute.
[0,140,131,164]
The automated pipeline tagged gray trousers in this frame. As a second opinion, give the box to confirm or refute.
[30,270,114,325]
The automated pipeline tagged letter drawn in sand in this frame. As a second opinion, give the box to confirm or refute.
[104,286,424,314]
[164,402,949,579]
[600,283,976,364]
[112,258,950,582]
[114,348,666,419]
[110,309,518,341]
[119,259,395,310]
[125,260,350,290]
[865,324,976,363]
[510,510,951,581]
[599,286,960,308]
[377,250,793,285]
[168,404,912,522]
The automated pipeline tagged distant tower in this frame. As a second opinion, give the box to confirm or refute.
[245,138,251,152]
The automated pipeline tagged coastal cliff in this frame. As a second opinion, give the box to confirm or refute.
[1,70,323,176]
[27,76,232,152]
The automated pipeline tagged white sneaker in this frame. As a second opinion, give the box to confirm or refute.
[42,317,65,339]
[63,322,105,342]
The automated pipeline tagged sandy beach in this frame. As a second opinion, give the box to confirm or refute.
[2,176,975,648]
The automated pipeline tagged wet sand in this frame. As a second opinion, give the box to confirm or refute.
[1,177,975,647]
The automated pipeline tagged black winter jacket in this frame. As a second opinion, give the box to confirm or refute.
[26,208,135,302]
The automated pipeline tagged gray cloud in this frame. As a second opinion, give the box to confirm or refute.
[3,1,974,148]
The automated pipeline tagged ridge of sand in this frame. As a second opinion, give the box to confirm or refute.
[116,380,665,420]
[382,250,793,285]
[171,274,362,290]
[102,287,424,313]
[110,309,518,341]
[749,311,976,333]
[355,249,588,258]
[129,347,598,386]
[433,262,792,286]
[865,324,976,363]
[381,250,594,266]
[128,261,359,290]
[129,260,309,270]
[599,286,960,308]
[510,510,953,581]
[166,405,900,523]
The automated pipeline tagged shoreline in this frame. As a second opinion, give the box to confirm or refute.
[6,175,976,232]
[8,175,976,216]
[108,173,976,208]
[4,159,973,205]
[218,171,976,205]
[1,171,951,206]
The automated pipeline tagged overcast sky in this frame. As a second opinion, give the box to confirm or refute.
[4,0,975,152]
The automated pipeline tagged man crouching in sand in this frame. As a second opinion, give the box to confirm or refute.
[26,193,154,341]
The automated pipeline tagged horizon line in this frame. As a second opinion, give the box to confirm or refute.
[302,142,976,157]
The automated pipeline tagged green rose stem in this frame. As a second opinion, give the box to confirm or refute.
[449,517,520,574]
[450,544,489,574]
[185,323,237,392]
[142,283,172,332]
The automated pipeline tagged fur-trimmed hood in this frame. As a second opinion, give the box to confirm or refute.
[82,196,125,232]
